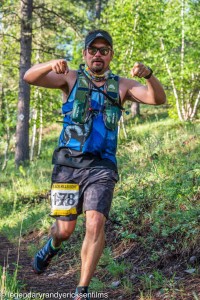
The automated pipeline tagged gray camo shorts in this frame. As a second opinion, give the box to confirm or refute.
[51,165,119,220]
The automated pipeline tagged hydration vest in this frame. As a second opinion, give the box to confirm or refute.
[71,71,121,131]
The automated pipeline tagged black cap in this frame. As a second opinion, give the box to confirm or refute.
[85,30,113,49]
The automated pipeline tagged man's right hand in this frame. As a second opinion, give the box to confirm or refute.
[24,59,71,88]
[51,59,69,75]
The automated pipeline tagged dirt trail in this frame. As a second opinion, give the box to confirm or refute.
[0,233,129,300]
[0,234,79,299]
[1,233,200,300]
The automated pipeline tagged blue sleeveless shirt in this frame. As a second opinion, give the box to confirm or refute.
[56,79,121,169]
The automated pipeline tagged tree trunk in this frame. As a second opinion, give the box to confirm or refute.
[95,0,102,19]
[1,87,11,170]
[160,38,183,121]
[131,102,140,117]
[30,108,37,161]
[37,103,43,157]
[190,91,200,120]
[2,92,11,171]
[15,0,33,166]
[118,114,127,139]
[180,0,185,111]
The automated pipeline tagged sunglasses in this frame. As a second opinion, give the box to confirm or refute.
[87,46,112,56]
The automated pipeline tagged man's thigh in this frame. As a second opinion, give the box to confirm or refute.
[81,168,119,219]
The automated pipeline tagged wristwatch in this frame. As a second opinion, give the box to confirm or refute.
[144,67,153,79]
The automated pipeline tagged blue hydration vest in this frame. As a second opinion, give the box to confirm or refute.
[57,74,121,168]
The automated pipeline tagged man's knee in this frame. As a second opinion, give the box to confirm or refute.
[51,219,76,241]
[85,210,106,241]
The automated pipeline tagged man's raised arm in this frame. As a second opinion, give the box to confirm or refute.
[123,62,166,105]
[23,59,69,89]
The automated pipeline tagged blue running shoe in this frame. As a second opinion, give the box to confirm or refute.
[32,238,60,274]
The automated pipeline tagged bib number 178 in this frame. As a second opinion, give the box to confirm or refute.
[50,183,79,216]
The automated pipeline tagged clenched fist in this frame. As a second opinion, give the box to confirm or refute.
[51,59,69,75]
[131,62,152,79]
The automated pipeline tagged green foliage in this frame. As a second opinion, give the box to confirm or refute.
[90,277,106,292]
[0,0,103,165]
[106,261,129,278]
[110,107,200,257]
[0,124,60,238]
[103,0,200,120]
[140,270,167,291]
[0,266,24,300]
[99,247,114,266]
[1,0,199,168]
[121,278,134,295]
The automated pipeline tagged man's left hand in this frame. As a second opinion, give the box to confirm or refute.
[131,62,151,78]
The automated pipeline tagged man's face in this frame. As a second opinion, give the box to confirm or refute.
[83,38,113,74]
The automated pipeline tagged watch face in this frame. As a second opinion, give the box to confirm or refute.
[144,67,153,79]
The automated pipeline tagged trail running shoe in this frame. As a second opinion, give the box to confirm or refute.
[32,238,60,274]
[74,288,90,300]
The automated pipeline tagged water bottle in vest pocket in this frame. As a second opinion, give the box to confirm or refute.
[71,91,89,123]
[103,105,121,130]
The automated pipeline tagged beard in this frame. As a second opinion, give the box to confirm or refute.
[90,59,105,73]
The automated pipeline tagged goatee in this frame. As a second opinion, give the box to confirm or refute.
[91,60,104,73]
[91,66,103,73]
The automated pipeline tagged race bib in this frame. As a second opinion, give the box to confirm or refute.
[50,183,79,216]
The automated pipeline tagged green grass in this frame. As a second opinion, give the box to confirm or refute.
[0,266,23,300]
[112,115,200,254]
[0,107,199,297]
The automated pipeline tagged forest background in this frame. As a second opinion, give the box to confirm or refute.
[0,0,199,166]
[0,0,199,299]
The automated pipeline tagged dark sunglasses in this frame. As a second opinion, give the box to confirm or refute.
[87,46,112,56]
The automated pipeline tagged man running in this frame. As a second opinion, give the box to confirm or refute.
[24,29,166,300]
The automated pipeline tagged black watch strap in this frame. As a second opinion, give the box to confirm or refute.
[144,67,153,79]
